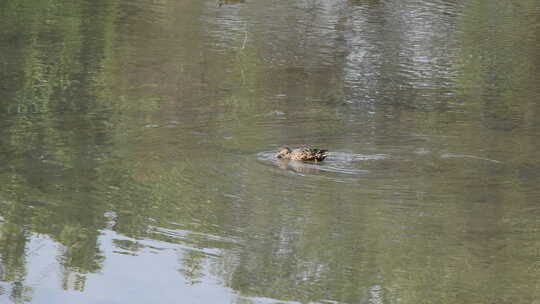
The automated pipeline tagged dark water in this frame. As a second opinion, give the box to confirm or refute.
[1,0,540,303]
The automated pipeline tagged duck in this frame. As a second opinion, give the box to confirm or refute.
[276,146,328,162]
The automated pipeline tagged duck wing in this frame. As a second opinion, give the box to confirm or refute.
[295,147,328,161]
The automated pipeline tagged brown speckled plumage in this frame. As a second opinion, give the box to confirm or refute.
[276,146,328,161]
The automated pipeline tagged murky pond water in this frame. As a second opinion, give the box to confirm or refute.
[1,0,540,303]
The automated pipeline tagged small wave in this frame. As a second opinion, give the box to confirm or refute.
[330,152,388,161]
[441,153,502,164]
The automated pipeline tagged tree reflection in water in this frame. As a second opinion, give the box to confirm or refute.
[1,0,540,303]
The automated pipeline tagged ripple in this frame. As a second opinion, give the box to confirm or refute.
[441,153,502,164]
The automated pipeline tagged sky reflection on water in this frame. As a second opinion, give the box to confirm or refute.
[0,0,540,303]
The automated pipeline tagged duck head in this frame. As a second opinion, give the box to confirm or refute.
[276,147,292,159]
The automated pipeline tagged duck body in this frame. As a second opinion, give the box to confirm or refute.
[276,146,328,161]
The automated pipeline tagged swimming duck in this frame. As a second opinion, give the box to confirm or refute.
[276,146,328,161]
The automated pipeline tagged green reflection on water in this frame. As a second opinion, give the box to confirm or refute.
[1,0,540,303]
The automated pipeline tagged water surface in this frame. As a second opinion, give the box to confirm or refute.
[1,0,540,303]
